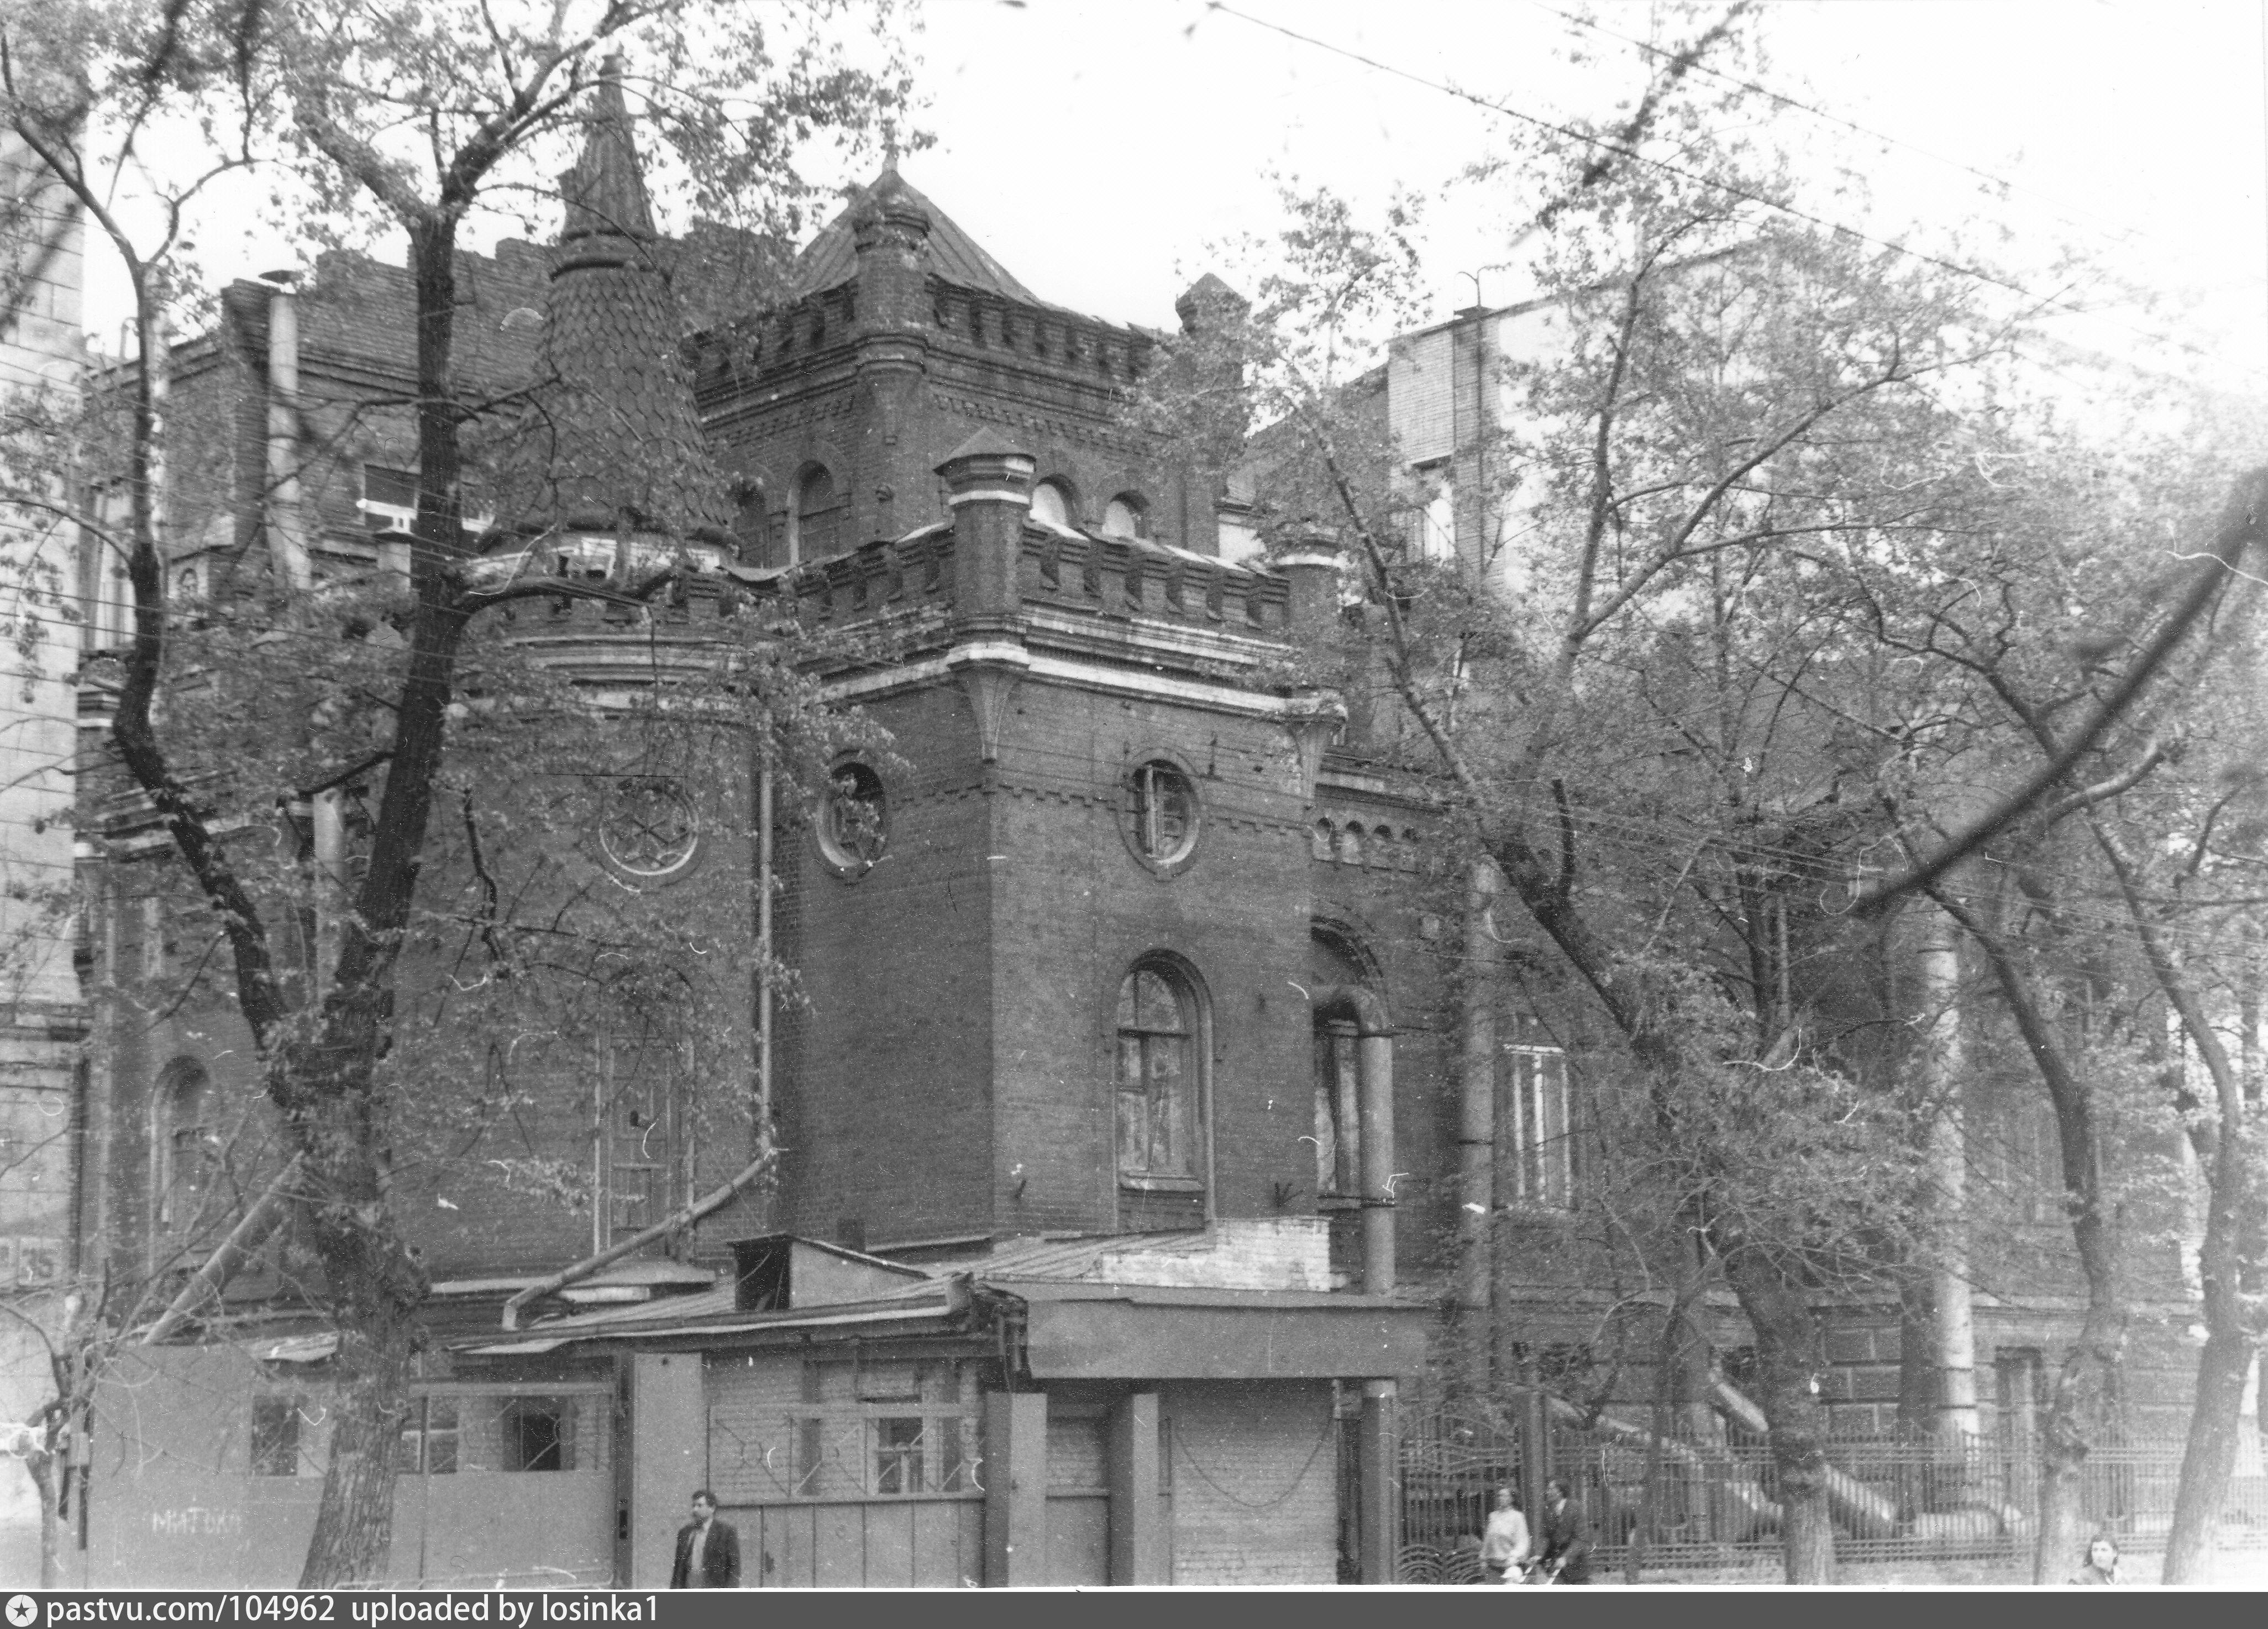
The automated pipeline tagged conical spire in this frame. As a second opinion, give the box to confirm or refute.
[494,62,730,539]
[559,56,657,247]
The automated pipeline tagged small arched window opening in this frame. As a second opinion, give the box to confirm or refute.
[790,466,844,564]
[1412,460,1455,561]
[155,1057,214,1230]
[1336,824,1363,867]
[1309,928,1383,1204]
[1310,819,1334,862]
[1116,964,1198,1182]
[1101,495,1145,539]
[818,761,888,872]
[1031,479,1073,530]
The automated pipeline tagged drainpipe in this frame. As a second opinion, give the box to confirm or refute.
[257,273,310,595]
[140,1153,306,1344]
[1310,983,1395,1295]
[1456,859,1498,1379]
[502,1151,776,1331]
[1919,925,1979,1443]
[755,747,774,1223]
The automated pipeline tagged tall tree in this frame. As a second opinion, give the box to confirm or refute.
[4,0,912,1585]
[1138,8,2258,1580]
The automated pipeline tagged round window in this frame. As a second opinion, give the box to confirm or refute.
[600,779,700,878]
[1124,759,1200,872]
[818,763,888,871]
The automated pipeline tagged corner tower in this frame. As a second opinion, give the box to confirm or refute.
[697,170,1225,564]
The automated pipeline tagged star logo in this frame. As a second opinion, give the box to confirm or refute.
[7,1593,39,1627]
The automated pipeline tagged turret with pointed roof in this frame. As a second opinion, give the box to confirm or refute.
[495,60,731,543]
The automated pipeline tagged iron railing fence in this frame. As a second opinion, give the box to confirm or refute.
[1395,1398,2268,1582]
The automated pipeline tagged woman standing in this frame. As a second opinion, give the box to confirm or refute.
[2067,1534,2125,1586]
[1479,1486,1532,1584]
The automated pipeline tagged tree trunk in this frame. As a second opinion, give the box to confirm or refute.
[2035,1219,2123,1583]
[289,216,468,1586]
[297,1317,414,1585]
[1721,1245,1836,1584]
[1896,1276,1935,1440]
[2163,1324,2255,1583]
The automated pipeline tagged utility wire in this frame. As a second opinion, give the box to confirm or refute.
[1525,0,2149,259]
[1201,1,2262,379]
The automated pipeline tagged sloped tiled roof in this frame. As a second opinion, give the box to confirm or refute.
[494,70,731,538]
[558,68,657,244]
[789,167,1047,308]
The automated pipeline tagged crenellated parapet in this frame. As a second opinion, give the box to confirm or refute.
[1020,531,1285,633]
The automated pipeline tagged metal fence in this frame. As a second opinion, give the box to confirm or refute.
[1395,1399,2268,1582]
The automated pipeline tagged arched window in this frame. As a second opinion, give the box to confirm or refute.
[155,1057,213,1229]
[1310,819,1334,862]
[1309,931,1377,1201]
[817,761,888,871]
[789,467,843,564]
[1413,460,1455,561]
[1336,824,1363,867]
[1031,479,1073,530]
[1116,965,1195,1180]
[1101,495,1144,539]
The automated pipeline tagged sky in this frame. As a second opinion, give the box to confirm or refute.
[891,0,2268,393]
[79,0,2268,400]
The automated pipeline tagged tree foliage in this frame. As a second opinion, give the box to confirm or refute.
[5,0,914,1586]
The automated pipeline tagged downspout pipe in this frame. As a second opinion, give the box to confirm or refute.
[140,1153,306,1344]
[1310,983,1395,1295]
[755,748,774,1223]
[502,1150,774,1331]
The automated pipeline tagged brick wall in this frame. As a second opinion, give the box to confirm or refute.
[774,685,996,1244]
[1163,1380,1338,1584]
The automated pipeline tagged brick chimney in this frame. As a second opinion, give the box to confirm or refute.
[937,428,1035,627]
[1277,544,1345,642]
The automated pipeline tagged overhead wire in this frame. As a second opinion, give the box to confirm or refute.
[1200,1,2268,381]
[1523,0,2152,260]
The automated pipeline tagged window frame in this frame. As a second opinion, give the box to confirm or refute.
[1114,958,1211,1196]
[154,1057,213,1232]
[248,1395,305,1478]
[815,759,889,877]
[1503,1043,1576,1209]
[1116,753,1204,877]
[788,463,846,563]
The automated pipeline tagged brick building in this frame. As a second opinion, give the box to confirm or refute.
[36,74,2236,1589]
[54,85,1435,1589]
[0,132,92,1581]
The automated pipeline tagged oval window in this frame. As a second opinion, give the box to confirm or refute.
[1125,759,1199,870]
[600,779,700,878]
[818,763,888,871]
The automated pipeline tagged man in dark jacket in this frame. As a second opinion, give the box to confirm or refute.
[1537,1477,1593,1584]
[670,1490,741,1589]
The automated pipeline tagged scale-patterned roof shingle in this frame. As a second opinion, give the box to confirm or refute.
[495,66,730,538]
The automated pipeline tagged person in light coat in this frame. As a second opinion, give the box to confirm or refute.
[1479,1485,1532,1584]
